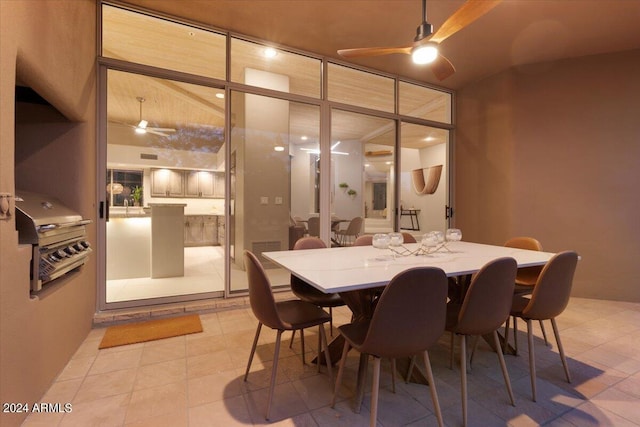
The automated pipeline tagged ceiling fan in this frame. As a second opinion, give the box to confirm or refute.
[127,96,176,137]
[337,0,501,81]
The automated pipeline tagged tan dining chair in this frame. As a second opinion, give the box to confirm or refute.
[332,267,447,427]
[243,250,333,420]
[335,216,363,246]
[508,251,579,402]
[503,237,548,349]
[289,237,345,344]
[353,234,373,246]
[446,257,517,427]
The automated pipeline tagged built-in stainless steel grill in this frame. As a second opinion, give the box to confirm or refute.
[15,191,92,292]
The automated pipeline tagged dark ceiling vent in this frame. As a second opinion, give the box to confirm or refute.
[140,153,158,160]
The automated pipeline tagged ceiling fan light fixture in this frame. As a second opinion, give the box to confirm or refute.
[412,43,438,64]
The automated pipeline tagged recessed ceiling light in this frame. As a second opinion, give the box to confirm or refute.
[274,146,285,152]
[264,47,278,58]
[301,136,308,141]
[215,93,224,99]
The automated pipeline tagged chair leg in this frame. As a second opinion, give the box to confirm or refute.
[460,334,468,427]
[300,328,306,365]
[355,353,369,414]
[503,316,511,354]
[265,329,283,421]
[513,316,519,355]
[551,318,572,383]
[390,358,397,393]
[449,331,455,370]
[423,351,444,427]
[331,339,351,408]
[370,356,381,427]
[329,307,334,336]
[539,319,549,346]
[526,319,537,402]
[493,330,515,406]
[289,329,296,349]
[406,356,415,383]
[469,335,480,370]
[318,324,334,383]
[244,323,262,381]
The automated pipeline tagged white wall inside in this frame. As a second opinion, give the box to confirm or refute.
[400,142,447,233]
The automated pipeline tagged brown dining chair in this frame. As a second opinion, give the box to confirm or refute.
[243,250,333,420]
[307,216,320,237]
[503,237,548,349]
[401,232,417,243]
[508,251,579,402]
[335,216,363,246]
[446,257,517,427]
[332,267,447,427]
[289,237,345,346]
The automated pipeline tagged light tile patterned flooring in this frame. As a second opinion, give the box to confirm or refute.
[22,297,640,426]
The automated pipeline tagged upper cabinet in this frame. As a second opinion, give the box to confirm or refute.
[185,171,215,198]
[150,168,184,197]
[152,168,223,198]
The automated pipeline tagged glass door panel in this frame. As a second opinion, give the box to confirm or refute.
[229,89,320,293]
[104,69,225,305]
[399,123,449,237]
[331,109,396,244]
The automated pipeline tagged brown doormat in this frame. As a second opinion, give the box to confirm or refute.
[99,314,203,349]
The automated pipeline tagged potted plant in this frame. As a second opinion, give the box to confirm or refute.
[131,186,143,206]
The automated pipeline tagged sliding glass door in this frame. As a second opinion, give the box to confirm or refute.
[104,69,226,306]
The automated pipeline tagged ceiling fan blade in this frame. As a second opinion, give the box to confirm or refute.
[430,54,455,81]
[148,127,176,133]
[338,46,412,58]
[146,129,172,137]
[430,0,502,44]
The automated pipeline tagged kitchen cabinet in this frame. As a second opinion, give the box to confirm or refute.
[184,215,218,246]
[150,168,184,197]
[185,171,215,198]
[217,215,225,246]
[214,172,225,197]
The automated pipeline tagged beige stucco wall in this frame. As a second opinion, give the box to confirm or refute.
[0,1,96,425]
[456,49,640,302]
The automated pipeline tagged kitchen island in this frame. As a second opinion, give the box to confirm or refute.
[106,204,186,280]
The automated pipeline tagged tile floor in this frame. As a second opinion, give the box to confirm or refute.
[22,297,640,426]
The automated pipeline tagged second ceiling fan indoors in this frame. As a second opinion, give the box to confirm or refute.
[132,96,176,137]
[338,0,501,81]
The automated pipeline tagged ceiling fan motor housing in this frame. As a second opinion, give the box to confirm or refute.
[415,22,433,41]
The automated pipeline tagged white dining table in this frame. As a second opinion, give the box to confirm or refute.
[263,240,555,413]
[263,240,555,294]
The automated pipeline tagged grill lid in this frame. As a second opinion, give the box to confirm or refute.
[15,191,82,226]
[15,191,88,245]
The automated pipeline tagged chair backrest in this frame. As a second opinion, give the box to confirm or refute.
[290,237,326,294]
[345,216,363,235]
[293,236,326,250]
[353,234,373,246]
[456,257,517,335]
[359,267,448,358]
[504,237,542,251]
[523,251,578,320]
[307,217,320,237]
[402,232,417,243]
[504,236,543,285]
[244,250,286,330]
